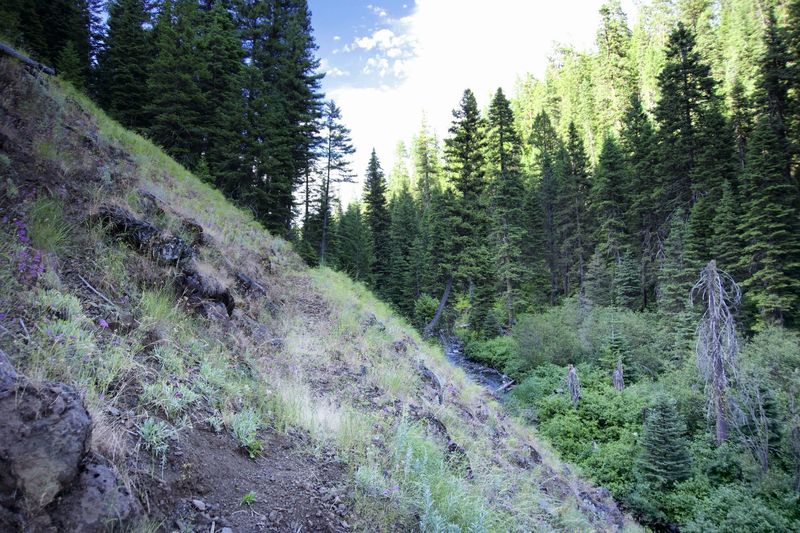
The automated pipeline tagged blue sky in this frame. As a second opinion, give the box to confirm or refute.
[307,1,641,202]
[309,1,415,90]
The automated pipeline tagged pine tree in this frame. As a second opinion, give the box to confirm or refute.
[96,0,152,130]
[729,80,753,171]
[56,40,86,89]
[759,9,793,185]
[711,180,743,279]
[363,149,391,293]
[637,394,691,488]
[539,150,562,305]
[585,250,613,306]
[653,22,724,215]
[525,111,560,306]
[445,89,493,331]
[591,135,627,266]
[197,1,245,193]
[557,123,591,296]
[737,116,800,325]
[614,248,641,310]
[486,88,526,323]
[412,119,441,208]
[620,93,658,309]
[316,100,354,266]
[146,0,206,169]
[658,209,692,316]
[332,203,374,283]
[387,184,419,315]
[595,0,635,134]
[236,0,324,235]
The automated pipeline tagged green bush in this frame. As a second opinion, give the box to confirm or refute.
[413,294,438,329]
[685,485,797,533]
[511,307,586,372]
[463,335,518,370]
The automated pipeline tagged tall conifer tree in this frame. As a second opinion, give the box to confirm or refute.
[487,88,526,323]
[363,149,391,293]
[96,0,152,130]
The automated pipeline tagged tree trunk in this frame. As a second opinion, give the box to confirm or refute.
[424,275,452,338]
[0,42,55,75]
[319,142,332,265]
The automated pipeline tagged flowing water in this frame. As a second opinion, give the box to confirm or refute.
[441,335,513,399]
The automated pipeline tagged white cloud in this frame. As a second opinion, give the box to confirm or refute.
[328,0,641,204]
[333,35,341,41]
[327,67,350,77]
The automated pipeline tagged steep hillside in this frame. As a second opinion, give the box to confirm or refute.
[0,57,633,532]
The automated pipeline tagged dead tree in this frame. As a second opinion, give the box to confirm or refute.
[424,275,452,338]
[612,360,625,391]
[567,364,581,406]
[691,259,741,444]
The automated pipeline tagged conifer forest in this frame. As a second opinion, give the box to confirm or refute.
[3,0,800,531]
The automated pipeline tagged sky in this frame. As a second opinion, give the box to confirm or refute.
[307,0,641,203]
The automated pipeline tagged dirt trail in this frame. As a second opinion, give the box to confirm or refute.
[143,428,355,532]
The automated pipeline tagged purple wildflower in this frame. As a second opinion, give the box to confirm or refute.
[98,318,109,329]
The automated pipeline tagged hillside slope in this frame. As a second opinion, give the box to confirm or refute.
[0,57,633,532]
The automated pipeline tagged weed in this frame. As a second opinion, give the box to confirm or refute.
[0,152,10,167]
[206,415,223,433]
[128,518,164,533]
[94,342,135,395]
[31,288,83,319]
[151,345,184,375]
[28,196,73,254]
[141,381,199,420]
[138,418,172,460]
[4,178,18,199]
[239,491,257,506]
[229,409,263,458]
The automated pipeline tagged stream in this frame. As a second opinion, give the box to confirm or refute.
[441,335,514,399]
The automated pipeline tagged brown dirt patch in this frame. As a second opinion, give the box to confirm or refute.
[141,428,356,532]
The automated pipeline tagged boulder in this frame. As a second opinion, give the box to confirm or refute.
[0,350,139,530]
[0,373,91,510]
[51,456,139,532]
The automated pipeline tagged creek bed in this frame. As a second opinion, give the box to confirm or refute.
[441,335,514,399]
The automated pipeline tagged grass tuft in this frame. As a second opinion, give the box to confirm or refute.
[138,418,172,461]
[28,196,74,254]
[229,409,263,458]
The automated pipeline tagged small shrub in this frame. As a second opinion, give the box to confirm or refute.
[230,409,263,458]
[464,335,518,372]
[141,381,199,419]
[413,294,438,329]
[239,491,257,506]
[138,418,172,459]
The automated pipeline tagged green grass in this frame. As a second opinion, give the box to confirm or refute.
[28,196,74,254]
[138,288,179,326]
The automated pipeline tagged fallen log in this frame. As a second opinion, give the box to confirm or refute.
[494,379,516,395]
[0,42,55,76]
